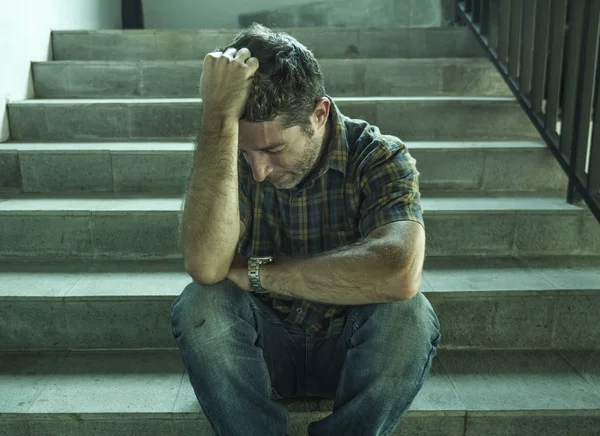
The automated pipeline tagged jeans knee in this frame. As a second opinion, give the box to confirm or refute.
[171,281,200,327]
[371,293,440,355]
[384,294,441,375]
[170,279,248,336]
[403,292,440,337]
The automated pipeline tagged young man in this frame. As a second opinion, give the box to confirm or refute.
[171,23,441,436]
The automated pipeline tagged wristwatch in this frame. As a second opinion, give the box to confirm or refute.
[248,256,274,294]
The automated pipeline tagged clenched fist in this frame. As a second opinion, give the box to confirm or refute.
[200,47,260,123]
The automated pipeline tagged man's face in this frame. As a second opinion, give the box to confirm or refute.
[238,118,323,190]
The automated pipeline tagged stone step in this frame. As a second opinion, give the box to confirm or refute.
[0,193,598,261]
[1,348,600,435]
[32,59,510,99]
[7,97,539,142]
[51,27,486,61]
[0,141,568,194]
[0,256,599,351]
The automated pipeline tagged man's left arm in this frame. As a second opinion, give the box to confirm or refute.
[260,220,425,304]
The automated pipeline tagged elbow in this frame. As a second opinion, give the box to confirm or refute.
[390,275,420,301]
[184,258,227,285]
[398,277,421,300]
[391,261,423,301]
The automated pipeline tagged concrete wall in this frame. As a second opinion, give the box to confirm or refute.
[142,0,319,29]
[0,0,121,142]
[143,0,454,29]
[239,0,452,29]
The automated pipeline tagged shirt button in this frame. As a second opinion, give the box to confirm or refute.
[296,308,303,314]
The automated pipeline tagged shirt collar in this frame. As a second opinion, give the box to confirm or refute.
[321,95,348,177]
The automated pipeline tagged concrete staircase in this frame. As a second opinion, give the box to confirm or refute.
[1,27,600,436]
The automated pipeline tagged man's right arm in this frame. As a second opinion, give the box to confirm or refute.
[180,47,257,284]
[181,116,244,284]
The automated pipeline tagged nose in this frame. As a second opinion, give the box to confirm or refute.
[248,153,274,183]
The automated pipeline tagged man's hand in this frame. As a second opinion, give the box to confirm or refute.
[200,47,259,122]
[226,253,251,292]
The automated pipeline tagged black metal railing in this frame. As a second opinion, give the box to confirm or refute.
[456,0,600,223]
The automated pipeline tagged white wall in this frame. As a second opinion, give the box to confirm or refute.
[143,0,319,29]
[0,0,121,142]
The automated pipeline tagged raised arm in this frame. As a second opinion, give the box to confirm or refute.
[181,47,258,284]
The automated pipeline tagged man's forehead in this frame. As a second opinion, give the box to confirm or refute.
[239,119,299,149]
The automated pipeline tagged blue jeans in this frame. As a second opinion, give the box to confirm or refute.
[170,280,441,436]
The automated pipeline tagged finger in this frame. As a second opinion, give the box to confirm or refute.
[234,47,251,62]
[205,51,223,60]
[245,57,260,73]
[222,47,238,60]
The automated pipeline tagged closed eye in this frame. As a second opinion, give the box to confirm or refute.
[240,146,285,156]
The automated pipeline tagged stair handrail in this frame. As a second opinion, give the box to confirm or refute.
[456,0,600,223]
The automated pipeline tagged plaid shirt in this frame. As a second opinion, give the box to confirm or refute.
[236,96,423,339]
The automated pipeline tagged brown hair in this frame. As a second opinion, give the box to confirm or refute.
[216,23,326,136]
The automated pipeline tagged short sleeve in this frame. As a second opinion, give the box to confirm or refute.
[358,140,424,238]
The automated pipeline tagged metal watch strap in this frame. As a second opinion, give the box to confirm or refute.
[248,257,273,294]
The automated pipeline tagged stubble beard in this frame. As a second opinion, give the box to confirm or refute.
[271,132,323,190]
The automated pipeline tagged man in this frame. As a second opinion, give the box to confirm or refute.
[171,23,441,436]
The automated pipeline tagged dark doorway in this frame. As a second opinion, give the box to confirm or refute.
[122,0,144,29]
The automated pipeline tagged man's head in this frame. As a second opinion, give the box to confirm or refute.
[216,23,331,189]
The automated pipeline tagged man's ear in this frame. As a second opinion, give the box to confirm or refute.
[312,97,331,130]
